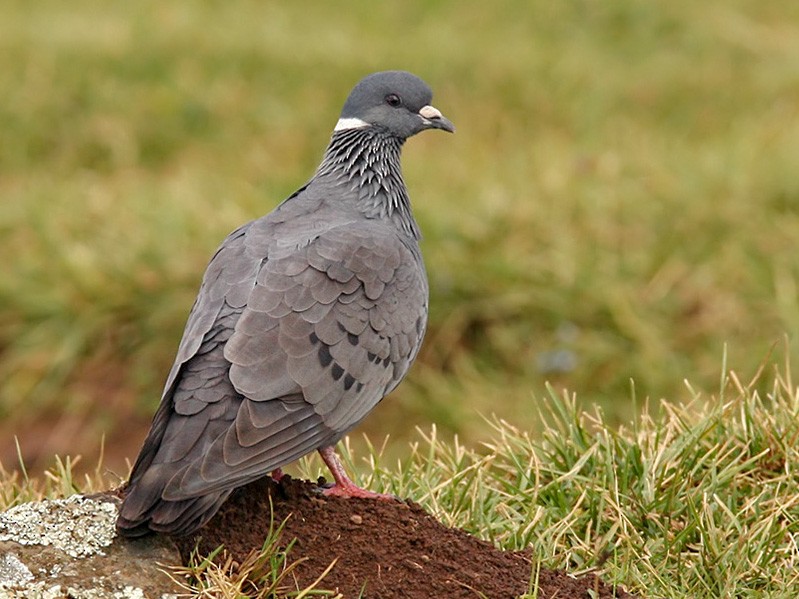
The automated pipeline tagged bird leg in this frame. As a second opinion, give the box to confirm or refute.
[318,446,396,500]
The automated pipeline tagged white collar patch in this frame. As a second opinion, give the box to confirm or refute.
[334,117,370,131]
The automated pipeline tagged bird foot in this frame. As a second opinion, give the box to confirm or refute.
[320,481,398,501]
[316,445,400,500]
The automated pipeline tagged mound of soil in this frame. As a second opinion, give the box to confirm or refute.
[175,476,637,599]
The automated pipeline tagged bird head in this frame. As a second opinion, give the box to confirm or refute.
[335,70,455,139]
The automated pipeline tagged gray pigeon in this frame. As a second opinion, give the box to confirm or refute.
[116,71,454,537]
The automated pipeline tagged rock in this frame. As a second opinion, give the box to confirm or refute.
[0,493,181,598]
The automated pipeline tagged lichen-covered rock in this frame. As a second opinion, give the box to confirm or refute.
[0,494,182,599]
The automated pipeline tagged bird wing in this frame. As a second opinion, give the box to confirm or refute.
[125,223,255,483]
[147,215,427,501]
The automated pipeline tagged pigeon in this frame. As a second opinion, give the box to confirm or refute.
[116,70,454,537]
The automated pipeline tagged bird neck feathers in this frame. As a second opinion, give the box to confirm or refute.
[316,127,422,240]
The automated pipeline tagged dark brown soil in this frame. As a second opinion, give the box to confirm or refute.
[174,476,638,599]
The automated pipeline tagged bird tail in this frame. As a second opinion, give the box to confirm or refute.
[116,396,232,537]
[116,467,232,538]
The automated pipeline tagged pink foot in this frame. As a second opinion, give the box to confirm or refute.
[322,481,397,500]
[318,446,398,501]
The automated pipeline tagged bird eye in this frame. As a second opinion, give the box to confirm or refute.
[385,94,402,107]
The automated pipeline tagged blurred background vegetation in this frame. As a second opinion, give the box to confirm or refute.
[1,0,798,476]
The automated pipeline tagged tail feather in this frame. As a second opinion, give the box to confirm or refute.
[116,464,231,538]
[149,491,233,536]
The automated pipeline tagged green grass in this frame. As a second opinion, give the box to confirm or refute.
[346,362,799,598]
[2,0,799,488]
[5,358,799,597]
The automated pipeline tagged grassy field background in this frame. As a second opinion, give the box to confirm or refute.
[1,0,799,475]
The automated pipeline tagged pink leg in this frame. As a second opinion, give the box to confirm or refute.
[318,446,396,500]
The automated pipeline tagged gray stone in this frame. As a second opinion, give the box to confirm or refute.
[0,494,182,599]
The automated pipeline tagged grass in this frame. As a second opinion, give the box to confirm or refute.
[0,450,112,510]
[4,357,799,597]
[299,353,799,597]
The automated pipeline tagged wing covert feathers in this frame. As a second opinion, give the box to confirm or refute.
[117,215,427,537]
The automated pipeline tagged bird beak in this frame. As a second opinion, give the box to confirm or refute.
[418,105,455,133]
